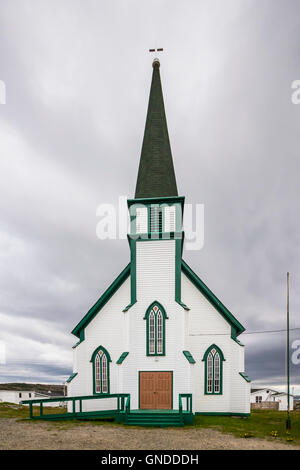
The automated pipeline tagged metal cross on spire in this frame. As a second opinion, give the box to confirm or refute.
[149,48,163,53]
[149,47,163,62]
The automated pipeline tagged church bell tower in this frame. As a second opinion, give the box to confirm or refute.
[124,59,188,312]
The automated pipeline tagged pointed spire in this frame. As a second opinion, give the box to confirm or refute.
[135,59,178,198]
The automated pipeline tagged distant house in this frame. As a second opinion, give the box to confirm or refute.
[250,388,294,411]
[0,386,65,407]
[0,390,35,405]
[294,396,300,409]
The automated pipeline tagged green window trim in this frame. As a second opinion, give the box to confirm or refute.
[66,372,78,383]
[144,301,168,356]
[90,346,111,395]
[183,350,196,364]
[239,372,251,383]
[116,352,129,364]
[202,344,225,395]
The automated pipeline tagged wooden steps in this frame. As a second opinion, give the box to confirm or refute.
[122,410,193,427]
[27,408,194,427]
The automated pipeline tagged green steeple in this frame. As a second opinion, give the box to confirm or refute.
[135,59,178,198]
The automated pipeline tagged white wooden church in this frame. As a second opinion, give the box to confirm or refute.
[67,59,251,426]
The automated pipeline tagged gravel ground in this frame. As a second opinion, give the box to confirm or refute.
[0,419,299,450]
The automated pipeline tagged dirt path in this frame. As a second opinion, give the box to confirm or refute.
[0,419,298,450]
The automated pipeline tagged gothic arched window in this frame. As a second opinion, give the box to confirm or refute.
[144,302,168,356]
[90,346,111,394]
[202,344,225,395]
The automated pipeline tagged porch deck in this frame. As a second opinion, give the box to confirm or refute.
[21,393,194,426]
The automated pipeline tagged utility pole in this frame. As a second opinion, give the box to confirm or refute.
[286,272,291,430]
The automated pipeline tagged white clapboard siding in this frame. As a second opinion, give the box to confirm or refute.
[68,277,130,412]
[127,239,189,410]
[181,271,249,414]
[69,241,250,415]
[136,240,175,303]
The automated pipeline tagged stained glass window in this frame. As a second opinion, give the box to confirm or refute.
[203,345,224,395]
[207,353,213,393]
[145,302,167,356]
[214,353,220,393]
[92,347,110,394]
[102,354,108,393]
[95,353,101,393]
[157,310,163,354]
[149,311,155,354]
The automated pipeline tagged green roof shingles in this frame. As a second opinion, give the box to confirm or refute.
[135,60,178,198]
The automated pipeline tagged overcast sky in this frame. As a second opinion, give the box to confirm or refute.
[0,0,299,393]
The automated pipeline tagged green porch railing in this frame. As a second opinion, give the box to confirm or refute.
[21,393,130,420]
[179,393,193,418]
[125,395,130,418]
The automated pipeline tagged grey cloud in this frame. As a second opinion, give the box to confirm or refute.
[0,0,299,391]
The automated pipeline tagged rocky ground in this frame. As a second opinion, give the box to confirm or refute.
[0,418,298,450]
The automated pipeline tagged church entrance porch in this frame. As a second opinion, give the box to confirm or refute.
[21,390,194,426]
[139,371,172,410]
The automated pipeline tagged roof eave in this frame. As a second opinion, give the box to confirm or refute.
[71,264,131,338]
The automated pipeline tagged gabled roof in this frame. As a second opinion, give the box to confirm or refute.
[72,259,245,340]
[239,372,251,383]
[71,264,130,338]
[135,59,178,198]
[182,260,245,336]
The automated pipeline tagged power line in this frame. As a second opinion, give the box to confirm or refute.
[189,327,300,336]
[244,327,300,335]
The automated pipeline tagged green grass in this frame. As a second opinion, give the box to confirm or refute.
[0,402,122,429]
[189,410,300,446]
[0,402,66,419]
[1,403,299,446]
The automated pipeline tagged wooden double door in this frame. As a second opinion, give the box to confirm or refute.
[139,371,172,409]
